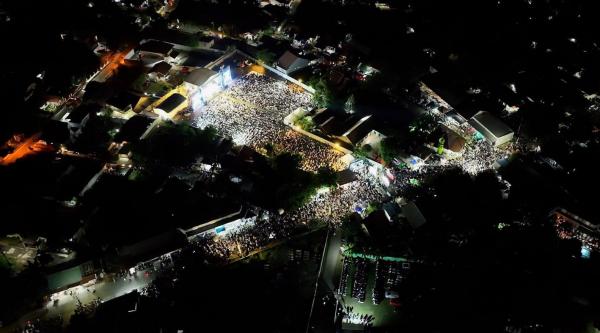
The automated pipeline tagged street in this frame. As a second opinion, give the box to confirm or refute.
[0,270,155,332]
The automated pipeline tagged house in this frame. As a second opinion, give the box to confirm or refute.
[276,50,310,75]
[468,111,514,147]
[62,103,102,138]
[45,258,98,293]
[184,68,218,90]
[137,40,174,57]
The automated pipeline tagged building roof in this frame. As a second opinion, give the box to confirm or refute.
[66,103,101,123]
[184,68,218,86]
[138,40,173,55]
[149,61,172,75]
[336,169,358,186]
[115,115,153,142]
[343,116,373,144]
[277,50,308,71]
[402,202,426,229]
[181,50,221,67]
[119,229,187,264]
[470,111,513,138]
[47,265,82,291]
[106,91,142,111]
[156,93,186,113]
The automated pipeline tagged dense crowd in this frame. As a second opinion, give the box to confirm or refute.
[342,305,375,327]
[188,214,297,260]
[193,73,343,171]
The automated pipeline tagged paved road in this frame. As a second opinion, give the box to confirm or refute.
[0,134,46,166]
[0,271,155,332]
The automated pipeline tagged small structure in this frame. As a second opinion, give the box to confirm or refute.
[276,50,310,74]
[137,40,174,57]
[184,68,218,89]
[401,202,426,229]
[312,108,373,148]
[468,111,514,147]
[155,93,188,118]
[149,61,172,77]
[184,68,224,107]
[45,259,97,293]
[336,169,358,187]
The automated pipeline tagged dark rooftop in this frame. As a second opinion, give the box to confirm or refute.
[156,93,186,113]
[138,40,173,55]
[66,103,101,124]
[114,115,153,142]
[106,91,142,111]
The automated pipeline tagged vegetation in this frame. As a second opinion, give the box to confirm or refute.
[132,122,217,166]
[256,49,277,65]
[244,152,337,210]
[379,136,404,164]
[295,115,315,132]
[146,80,173,96]
[308,78,332,108]
[354,144,372,160]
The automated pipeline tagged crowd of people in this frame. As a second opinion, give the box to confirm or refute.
[193,72,343,172]
[342,305,375,327]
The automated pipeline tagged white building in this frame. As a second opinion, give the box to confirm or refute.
[468,111,514,147]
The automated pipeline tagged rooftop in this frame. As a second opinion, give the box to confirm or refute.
[470,111,513,138]
[138,40,173,55]
[184,68,218,86]
[156,93,186,113]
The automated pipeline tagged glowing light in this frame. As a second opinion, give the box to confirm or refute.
[581,245,591,259]
[317,186,330,195]
[231,131,248,146]
[191,91,204,111]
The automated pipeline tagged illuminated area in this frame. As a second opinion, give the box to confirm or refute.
[193,71,345,171]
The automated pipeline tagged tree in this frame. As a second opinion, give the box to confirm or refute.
[344,94,355,114]
[132,122,217,166]
[256,49,276,65]
[316,167,338,187]
[296,115,315,132]
[379,137,404,164]
[309,78,332,108]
